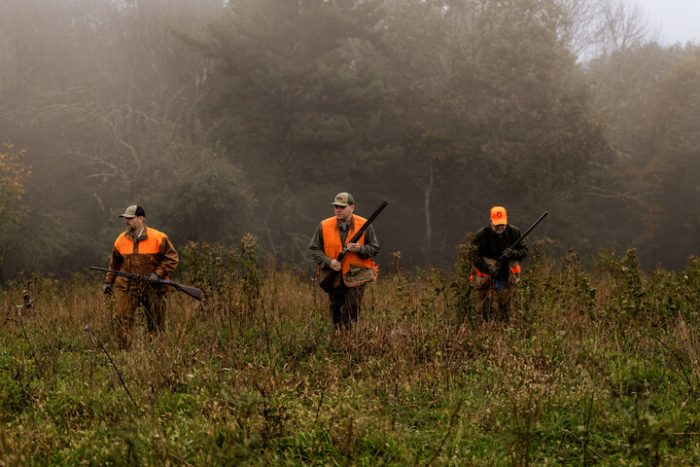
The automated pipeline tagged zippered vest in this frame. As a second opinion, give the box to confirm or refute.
[321,215,377,286]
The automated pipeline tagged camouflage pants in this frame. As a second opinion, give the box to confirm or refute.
[328,284,365,330]
[476,287,514,322]
[114,288,167,349]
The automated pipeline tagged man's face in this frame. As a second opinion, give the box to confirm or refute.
[491,222,507,235]
[334,204,354,222]
[124,216,144,233]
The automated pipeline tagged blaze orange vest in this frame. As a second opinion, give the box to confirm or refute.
[470,264,522,283]
[114,227,168,255]
[321,215,377,286]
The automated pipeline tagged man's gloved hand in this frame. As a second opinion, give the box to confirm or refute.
[148,272,160,282]
[503,247,516,259]
[103,282,113,295]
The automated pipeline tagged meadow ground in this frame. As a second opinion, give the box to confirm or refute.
[2,241,700,465]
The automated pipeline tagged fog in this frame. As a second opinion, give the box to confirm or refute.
[0,0,698,278]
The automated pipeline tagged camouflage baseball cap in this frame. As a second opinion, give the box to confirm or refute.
[331,192,355,207]
[119,204,146,218]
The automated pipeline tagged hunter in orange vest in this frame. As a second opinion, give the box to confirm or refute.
[310,192,379,330]
[103,204,179,349]
[469,206,527,322]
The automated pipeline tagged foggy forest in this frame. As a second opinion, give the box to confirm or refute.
[5,1,700,464]
[1,0,698,277]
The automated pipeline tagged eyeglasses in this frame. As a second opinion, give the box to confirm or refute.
[333,205,347,209]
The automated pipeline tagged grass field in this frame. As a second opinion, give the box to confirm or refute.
[2,240,700,465]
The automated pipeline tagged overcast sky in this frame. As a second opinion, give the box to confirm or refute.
[634,0,700,45]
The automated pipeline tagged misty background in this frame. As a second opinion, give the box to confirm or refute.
[0,0,698,279]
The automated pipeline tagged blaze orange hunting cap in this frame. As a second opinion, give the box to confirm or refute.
[490,206,508,225]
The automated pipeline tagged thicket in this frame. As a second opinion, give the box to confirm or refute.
[2,238,700,464]
[1,0,700,277]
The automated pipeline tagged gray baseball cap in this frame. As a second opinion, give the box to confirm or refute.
[331,192,355,207]
[119,205,146,218]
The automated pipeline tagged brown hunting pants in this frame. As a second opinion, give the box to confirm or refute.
[114,288,167,349]
[476,287,514,322]
[328,284,365,330]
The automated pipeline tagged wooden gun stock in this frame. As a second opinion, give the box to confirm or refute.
[89,266,203,301]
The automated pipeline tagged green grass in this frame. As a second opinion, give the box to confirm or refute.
[2,246,700,464]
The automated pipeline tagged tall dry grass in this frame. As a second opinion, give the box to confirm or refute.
[1,239,700,464]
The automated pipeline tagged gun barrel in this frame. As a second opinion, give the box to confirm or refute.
[89,266,203,301]
[519,211,548,241]
[498,211,548,262]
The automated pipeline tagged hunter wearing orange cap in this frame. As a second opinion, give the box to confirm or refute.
[469,206,527,322]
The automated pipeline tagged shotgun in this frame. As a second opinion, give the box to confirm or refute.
[319,200,388,292]
[498,211,548,262]
[89,266,203,301]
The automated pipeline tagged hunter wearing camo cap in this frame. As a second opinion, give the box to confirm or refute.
[103,204,179,349]
[309,192,379,330]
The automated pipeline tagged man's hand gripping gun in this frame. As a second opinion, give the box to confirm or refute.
[90,266,203,301]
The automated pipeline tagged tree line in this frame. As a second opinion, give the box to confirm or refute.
[0,0,698,278]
